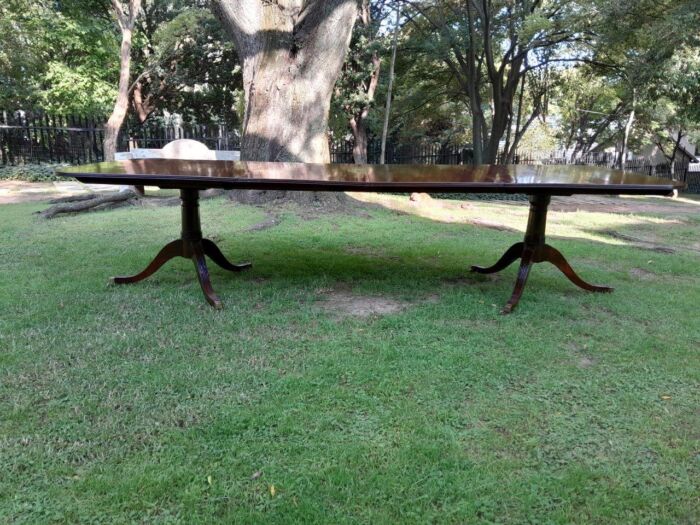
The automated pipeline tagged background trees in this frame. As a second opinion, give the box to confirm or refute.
[331,0,390,163]
[129,1,243,126]
[0,0,117,113]
[0,0,242,122]
[1,0,698,164]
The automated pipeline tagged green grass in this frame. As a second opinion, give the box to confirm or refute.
[1,195,698,524]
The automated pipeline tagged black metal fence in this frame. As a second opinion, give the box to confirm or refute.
[330,140,472,165]
[0,110,105,165]
[2,109,697,192]
[121,119,241,152]
[0,110,241,165]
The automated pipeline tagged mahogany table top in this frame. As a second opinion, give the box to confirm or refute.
[57,160,686,196]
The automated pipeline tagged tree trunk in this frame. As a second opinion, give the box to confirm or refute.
[349,50,380,165]
[103,27,134,161]
[350,116,369,164]
[465,3,483,165]
[216,1,356,164]
[240,55,333,163]
[618,109,635,169]
[132,80,155,124]
[669,130,685,177]
[346,0,380,165]
[213,1,358,205]
[380,6,400,165]
[670,130,684,163]
[104,0,141,162]
[618,90,636,169]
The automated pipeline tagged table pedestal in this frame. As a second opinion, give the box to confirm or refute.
[471,194,613,314]
[111,189,251,309]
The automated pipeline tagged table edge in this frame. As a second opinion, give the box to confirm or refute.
[55,172,684,196]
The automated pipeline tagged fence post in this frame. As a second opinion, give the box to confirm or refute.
[0,110,5,165]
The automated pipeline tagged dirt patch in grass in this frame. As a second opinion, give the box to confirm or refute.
[629,267,656,280]
[576,356,598,368]
[315,289,438,319]
[316,291,410,318]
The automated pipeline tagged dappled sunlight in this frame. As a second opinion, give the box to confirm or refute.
[617,193,700,207]
[348,192,697,251]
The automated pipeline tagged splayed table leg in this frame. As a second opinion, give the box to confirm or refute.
[472,194,613,314]
[111,188,251,308]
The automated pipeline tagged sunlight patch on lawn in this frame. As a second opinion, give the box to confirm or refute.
[348,192,689,250]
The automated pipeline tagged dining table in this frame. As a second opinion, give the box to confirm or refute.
[56,160,686,312]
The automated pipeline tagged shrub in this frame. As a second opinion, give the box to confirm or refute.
[0,164,69,182]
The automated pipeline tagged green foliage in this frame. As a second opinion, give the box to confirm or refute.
[39,63,117,116]
[517,117,557,152]
[646,45,700,142]
[0,1,51,107]
[0,164,65,182]
[146,7,243,125]
[0,0,242,125]
[0,0,117,114]
[552,67,623,152]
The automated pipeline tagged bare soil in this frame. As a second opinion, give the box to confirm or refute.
[315,288,439,319]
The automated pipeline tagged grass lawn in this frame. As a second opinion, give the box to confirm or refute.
[1,193,699,523]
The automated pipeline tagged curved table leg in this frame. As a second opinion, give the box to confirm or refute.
[109,190,252,308]
[502,248,535,314]
[191,242,223,309]
[202,238,252,272]
[469,194,615,313]
[111,239,183,285]
[541,244,613,293]
[471,242,524,274]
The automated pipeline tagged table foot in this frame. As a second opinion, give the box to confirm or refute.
[471,194,613,313]
[540,245,613,293]
[111,239,183,284]
[202,238,252,273]
[192,242,223,309]
[502,248,535,314]
[110,189,250,309]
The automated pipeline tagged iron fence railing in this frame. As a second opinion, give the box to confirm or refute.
[0,111,105,165]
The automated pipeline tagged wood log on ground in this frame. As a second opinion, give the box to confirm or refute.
[40,190,139,219]
[39,188,229,219]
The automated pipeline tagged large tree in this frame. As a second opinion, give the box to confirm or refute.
[333,0,390,163]
[404,0,596,164]
[211,0,359,163]
[103,0,143,161]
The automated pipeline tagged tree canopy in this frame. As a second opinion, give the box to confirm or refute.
[1,0,698,163]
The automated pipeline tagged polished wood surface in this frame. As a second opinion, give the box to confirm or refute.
[58,159,685,195]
